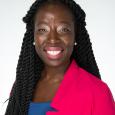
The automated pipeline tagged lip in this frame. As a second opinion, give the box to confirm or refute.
[44,46,64,52]
[45,50,63,60]
[43,45,64,60]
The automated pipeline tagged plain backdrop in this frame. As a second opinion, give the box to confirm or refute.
[0,0,115,114]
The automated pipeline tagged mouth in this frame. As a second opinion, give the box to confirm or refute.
[46,50,62,55]
[44,46,64,60]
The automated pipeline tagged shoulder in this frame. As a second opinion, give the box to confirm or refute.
[73,63,112,98]
[78,67,110,93]
[76,66,115,102]
[77,67,115,114]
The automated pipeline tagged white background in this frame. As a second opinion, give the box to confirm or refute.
[0,0,115,114]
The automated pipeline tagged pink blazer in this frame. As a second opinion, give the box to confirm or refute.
[45,59,115,115]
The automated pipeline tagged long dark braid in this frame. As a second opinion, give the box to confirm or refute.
[5,0,101,115]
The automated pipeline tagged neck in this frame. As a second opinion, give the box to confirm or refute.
[41,60,71,81]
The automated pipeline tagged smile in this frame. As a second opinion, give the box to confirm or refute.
[44,46,64,60]
[46,50,62,56]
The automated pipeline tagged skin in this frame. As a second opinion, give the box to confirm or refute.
[32,2,76,102]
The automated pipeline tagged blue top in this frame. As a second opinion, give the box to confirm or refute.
[28,101,57,115]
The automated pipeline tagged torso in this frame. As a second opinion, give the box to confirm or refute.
[32,77,63,102]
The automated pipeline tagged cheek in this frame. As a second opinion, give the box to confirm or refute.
[34,35,46,55]
[34,35,46,45]
[62,36,75,56]
[62,35,74,47]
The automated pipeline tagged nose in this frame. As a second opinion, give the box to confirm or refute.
[47,30,60,43]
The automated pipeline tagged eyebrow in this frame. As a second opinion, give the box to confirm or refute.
[58,21,73,26]
[35,21,73,27]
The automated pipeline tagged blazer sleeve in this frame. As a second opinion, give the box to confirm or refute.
[93,82,115,115]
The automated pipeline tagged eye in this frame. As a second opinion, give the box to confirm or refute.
[37,29,47,32]
[62,28,70,32]
[35,28,49,35]
[35,24,50,35]
[57,25,71,34]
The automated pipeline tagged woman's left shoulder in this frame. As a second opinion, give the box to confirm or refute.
[79,67,112,93]
[78,67,115,114]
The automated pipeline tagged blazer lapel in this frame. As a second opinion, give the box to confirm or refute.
[46,59,79,114]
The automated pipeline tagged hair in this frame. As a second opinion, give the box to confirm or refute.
[5,0,101,114]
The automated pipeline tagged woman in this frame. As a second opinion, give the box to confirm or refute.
[5,0,115,115]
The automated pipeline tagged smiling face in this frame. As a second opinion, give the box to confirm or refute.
[34,2,75,67]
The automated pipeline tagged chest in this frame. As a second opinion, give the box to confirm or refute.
[32,79,62,102]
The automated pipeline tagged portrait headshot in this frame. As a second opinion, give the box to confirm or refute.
[0,0,115,115]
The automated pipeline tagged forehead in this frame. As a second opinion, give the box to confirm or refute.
[34,2,75,24]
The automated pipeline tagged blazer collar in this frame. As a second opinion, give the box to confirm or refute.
[50,59,79,111]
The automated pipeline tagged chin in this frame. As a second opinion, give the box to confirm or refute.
[43,58,67,67]
[47,60,63,67]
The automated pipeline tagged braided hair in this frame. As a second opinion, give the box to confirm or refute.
[5,0,101,114]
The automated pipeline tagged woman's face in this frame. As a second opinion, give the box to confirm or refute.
[34,3,75,67]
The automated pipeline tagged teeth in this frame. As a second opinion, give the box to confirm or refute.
[47,51,61,55]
